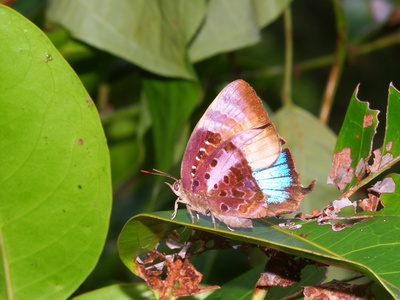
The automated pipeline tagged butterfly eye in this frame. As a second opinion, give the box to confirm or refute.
[173,182,180,191]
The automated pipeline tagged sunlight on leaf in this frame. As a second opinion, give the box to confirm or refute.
[47,0,206,79]
[0,6,111,300]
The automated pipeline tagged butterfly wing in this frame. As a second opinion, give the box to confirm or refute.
[181,79,282,190]
[205,148,314,220]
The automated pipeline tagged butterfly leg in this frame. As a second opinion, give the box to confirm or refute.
[171,198,184,219]
[186,206,195,224]
[210,213,216,229]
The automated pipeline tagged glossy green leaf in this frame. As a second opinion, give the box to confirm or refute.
[273,105,341,213]
[189,0,292,62]
[0,6,111,300]
[46,0,206,79]
[119,174,400,298]
[118,215,178,274]
[329,85,379,192]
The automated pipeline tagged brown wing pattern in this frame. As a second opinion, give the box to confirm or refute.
[181,80,281,190]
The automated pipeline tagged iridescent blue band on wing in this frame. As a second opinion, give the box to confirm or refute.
[252,151,293,204]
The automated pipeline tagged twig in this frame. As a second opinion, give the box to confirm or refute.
[319,0,347,125]
[282,7,293,106]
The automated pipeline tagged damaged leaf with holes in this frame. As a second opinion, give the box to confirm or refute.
[134,250,219,299]
[327,84,379,193]
[299,83,400,232]
[328,83,400,197]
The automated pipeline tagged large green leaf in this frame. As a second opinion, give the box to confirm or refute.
[119,173,400,298]
[0,6,111,300]
[189,0,292,62]
[46,0,206,79]
[273,104,341,213]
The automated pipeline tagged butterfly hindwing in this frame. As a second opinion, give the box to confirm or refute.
[205,148,312,220]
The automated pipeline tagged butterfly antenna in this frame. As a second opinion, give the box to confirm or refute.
[141,169,178,181]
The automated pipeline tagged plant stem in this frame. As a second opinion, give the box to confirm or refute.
[282,7,293,107]
[319,0,347,125]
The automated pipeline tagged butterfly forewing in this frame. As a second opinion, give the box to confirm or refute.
[181,80,281,190]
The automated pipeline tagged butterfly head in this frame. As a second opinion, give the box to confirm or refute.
[141,169,185,198]
[165,179,184,198]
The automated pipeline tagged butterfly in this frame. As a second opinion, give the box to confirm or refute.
[144,79,315,229]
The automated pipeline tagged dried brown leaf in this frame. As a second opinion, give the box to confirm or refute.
[135,250,219,299]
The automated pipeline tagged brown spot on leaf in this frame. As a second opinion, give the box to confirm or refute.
[381,152,394,167]
[359,193,383,212]
[256,252,312,290]
[363,113,374,128]
[135,250,219,299]
[369,148,382,173]
[327,147,354,192]
[301,199,372,232]
[355,158,365,177]
[303,281,373,299]
[370,177,396,194]
[386,141,393,152]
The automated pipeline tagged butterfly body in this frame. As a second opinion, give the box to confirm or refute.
[161,80,315,229]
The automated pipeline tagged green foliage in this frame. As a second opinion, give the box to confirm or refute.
[0,5,111,300]
[2,0,400,299]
